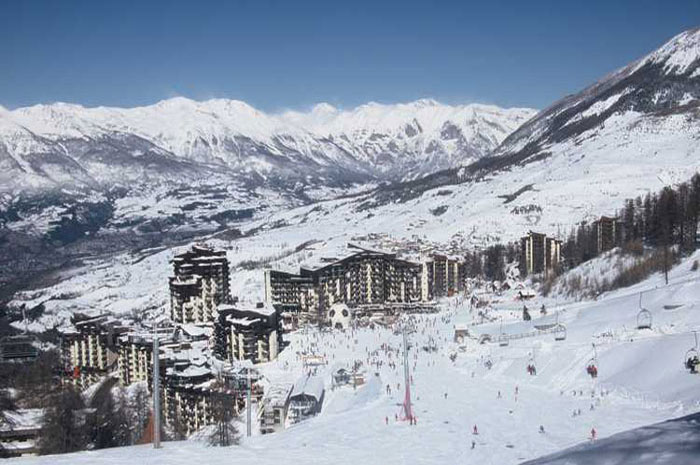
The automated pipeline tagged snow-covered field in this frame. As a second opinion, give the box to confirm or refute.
[10,251,700,465]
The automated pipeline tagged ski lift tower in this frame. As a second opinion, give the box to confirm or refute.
[246,368,252,437]
[152,322,161,449]
[401,322,413,423]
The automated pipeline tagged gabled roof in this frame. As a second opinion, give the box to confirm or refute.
[290,375,324,401]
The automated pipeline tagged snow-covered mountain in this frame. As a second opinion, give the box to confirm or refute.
[492,27,700,166]
[3,27,700,308]
[281,99,534,179]
[0,98,535,194]
[322,27,700,246]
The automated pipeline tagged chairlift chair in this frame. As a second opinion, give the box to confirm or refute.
[498,318,509,347]
[636,293,652,330]
[684,332,700,374]
[586,343,598,378]
[637,309,652,330]
[554,324,567,342]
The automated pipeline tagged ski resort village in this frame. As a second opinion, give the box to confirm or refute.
[2,10,700,465]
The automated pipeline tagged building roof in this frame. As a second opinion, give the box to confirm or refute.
[179,324,213,338]
[291,375,325,401]
[219,301,276,317]
[0,409,43,433]
[262,382,293,408]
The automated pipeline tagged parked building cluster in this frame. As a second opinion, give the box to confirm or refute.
[58,244,284,439]
[169,245,232,324]
[519,231,562,277]
[264,244,466,325]
[420,253,465,300]
[60,313,127,388]
[595,216,623,254]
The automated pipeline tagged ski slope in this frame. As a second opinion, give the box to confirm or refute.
[10,253,700,465]
[521,412,700,465]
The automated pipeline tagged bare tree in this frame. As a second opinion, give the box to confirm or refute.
[130,382,150,444]
[208,371,239,447]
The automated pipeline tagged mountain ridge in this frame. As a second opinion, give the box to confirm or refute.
[0,97,536,196]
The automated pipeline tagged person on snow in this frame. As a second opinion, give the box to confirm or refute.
[590,428,597,440]
[473,425,479,435]
[539,425,545,434]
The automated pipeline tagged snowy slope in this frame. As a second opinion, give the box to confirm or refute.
[521,412,700,465]
[9,252,700,465]
[7,25,700,327]
[493,27,700,163]
[244,26,700,249]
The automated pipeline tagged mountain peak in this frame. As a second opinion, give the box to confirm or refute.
[411,98,440,107]
[640,27,700,75]
[311,102,338,115]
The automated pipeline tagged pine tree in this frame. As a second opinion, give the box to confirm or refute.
[38,385,88,455]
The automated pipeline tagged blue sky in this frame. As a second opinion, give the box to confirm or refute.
[2,0,699,111]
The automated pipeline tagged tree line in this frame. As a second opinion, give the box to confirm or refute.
[0,349,240,457]
[562,173,700,272]
[457,173,700,286]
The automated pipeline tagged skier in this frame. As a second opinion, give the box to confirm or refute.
[471,440,476,450]
[539,425,545,434]
[497,390,502,399]
[385,416,389,425]
[590,427,597,440]
[473,425,479,435]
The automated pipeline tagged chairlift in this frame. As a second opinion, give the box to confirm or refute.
[498,318,509,347]
[636,293,652,330]
[586,343,598,378]
[554,324,567,342]
[684,331,700,374]
[527,349,537,376]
